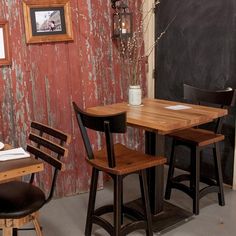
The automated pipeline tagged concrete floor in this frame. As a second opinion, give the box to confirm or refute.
[15,168,236,236]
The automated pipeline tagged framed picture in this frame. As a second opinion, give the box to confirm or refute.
[0,20,11,66]
[23,0,73,44]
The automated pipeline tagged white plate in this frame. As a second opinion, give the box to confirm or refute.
[0,142,4,150]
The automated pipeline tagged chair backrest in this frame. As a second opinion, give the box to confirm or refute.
[73,102,126,168]
[183,84,235,133]
[27,121,71,203]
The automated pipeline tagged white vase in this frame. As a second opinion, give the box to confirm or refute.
[128,85,142,106]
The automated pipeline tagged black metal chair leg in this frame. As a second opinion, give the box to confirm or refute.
[192,147,200,215]
[85,168,99,236]
[13,228,18,236]
[114,175,122,236]
[214,143,225,206]
[165,139,177,200]
[121,180,124,225]
[139,170,153,236]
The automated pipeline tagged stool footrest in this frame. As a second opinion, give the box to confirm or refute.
[94,204,144,221]
[121,221,147,235]
[199,185,220,199]
[169,180,193,198]
[170,174,221,200]
[92,215,113,235]
[94,205,113,216]
[172,174,191,182]
[93,205,149,236]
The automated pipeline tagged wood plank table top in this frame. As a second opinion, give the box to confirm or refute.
[87,98,228,134]
[0,144,43,182]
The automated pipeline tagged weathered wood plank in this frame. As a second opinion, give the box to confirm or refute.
[0,0,146,196]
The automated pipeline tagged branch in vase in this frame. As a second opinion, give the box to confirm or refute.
[145,14,177,58]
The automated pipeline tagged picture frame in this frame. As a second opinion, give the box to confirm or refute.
[0,20,11,66]
[23,0,73,44]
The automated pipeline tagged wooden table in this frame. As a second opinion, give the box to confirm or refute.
[0,145,43,182]
[87,98,228,232]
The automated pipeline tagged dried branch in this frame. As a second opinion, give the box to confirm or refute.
[118,0,175,85]
[146,14,177,58]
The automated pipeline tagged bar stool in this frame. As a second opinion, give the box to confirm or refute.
[0,121,70,236]
[165,84,235,215]
[73,102,166,236]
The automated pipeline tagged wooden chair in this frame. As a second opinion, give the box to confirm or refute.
[0,121,70,236]
[165,84,235,215]
[73,102,166,236]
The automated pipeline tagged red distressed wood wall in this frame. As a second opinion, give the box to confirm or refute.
[0,0,146,197]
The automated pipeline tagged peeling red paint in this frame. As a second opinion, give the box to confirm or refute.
[0,0,146,197]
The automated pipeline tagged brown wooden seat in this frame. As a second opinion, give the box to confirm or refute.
[73,102,166,236]
[0,122,70,236]
[170,128,225,147]
[165,84,235,215]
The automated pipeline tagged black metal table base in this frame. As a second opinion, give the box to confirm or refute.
[151,201,193,233]
[126,199,193,234]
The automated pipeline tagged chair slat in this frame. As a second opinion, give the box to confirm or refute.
[27,145,65,171]
[73,102,126,133]
[184,84,235,106]
[28,133,67,157]
[31,121,71,144]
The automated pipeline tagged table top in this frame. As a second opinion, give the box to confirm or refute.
[0,144,44,182]
[87,98,228,135]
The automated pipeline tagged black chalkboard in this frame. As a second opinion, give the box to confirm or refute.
[155,0,236,185]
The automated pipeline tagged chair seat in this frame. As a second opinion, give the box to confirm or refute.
[87,143,166,175]
[170,128,225,147]
[0,181,45,219]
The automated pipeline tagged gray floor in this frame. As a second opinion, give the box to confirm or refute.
[15,168,236,235]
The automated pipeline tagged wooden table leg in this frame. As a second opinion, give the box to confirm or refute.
[32,216,43,236]
[3,227,13,236]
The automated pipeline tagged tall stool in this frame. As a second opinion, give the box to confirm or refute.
[0,122,70,236]
[73,102,166,236]
[165,84,235,215]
